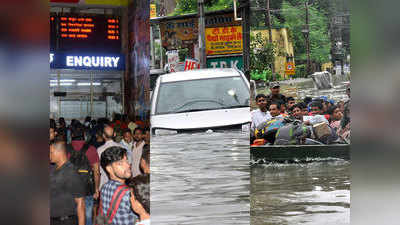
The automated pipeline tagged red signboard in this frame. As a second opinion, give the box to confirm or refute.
[184,59,200,71]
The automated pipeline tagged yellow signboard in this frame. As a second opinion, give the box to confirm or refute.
[285,62,295,75]
[205,26,243,56]
[150,4,157,18]
[159,18,198,50]
[84,0,128,6]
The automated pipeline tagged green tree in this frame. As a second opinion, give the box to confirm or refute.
[250,32,285,81]
[173,0,197,15]
[281,1,331,64]
[250,32,276,72]
[173,0,234,15]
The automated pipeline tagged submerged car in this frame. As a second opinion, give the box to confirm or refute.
[150,68,251,134]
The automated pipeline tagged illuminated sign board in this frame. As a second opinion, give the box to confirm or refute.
[50,13,121,52]
[50,52,125,70]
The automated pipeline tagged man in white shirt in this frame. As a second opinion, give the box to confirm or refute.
[269,101,284,120]
[120,128,134,151]
[97,124,131,189]
[251,94,272,133]
[131,128,145,178]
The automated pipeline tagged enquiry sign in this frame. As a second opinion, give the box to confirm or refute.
[205,26,243,56]
[50,52,125,70]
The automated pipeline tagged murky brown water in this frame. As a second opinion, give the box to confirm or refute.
[250,160,350,225]
[251,75,350,225]
[150,131,250,224]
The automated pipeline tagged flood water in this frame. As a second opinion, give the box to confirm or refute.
[250,160,350,225]
[150,131,250,224]
[251,75,351,225]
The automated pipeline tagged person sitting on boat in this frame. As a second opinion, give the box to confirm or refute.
[327,105,343,131]
[269,102,284,120]
[266,82,286,104]
[298,102,309,117]
[286,97,296,110]
[338,96,350,143]
[316,96,330,114]
[289,104,304,121]
[278,99,289,117]
[251,94,272,134]
[309,101,330,120]
[303,96,312,106]
[303,101,329,126]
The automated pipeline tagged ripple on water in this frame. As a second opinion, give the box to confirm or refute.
[151,131,250,225]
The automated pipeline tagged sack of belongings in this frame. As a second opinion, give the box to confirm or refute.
[254,118,285,144]
[274,120,312,145]
[312,122,339,144]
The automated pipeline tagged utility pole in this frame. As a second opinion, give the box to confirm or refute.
[265,0,273,44]
[198,0,207,68]
[159,0,166,16]
[150,25,155,69]
[305,1,311,76]
[240,0,250,81]
[265,0,275,80]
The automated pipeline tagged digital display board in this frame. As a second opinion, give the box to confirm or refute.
[50,13,121,53]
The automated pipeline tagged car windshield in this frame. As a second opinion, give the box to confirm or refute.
[155,76,249,115]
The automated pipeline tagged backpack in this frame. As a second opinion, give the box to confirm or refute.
[113,122,123,143]
[254,118,285,143]
[275,121,311,145]
[95,185,130,225]
[67,143,95,196]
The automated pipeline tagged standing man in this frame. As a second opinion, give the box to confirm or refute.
[266,82,286,104]
[100,147,149,225]
[50,120,57,141]
[132,128,144,144]
[131,128,145,178]
[70,125,100,225]
[97,123,129,190]
[50,140,85,225]
[120,129,134,152]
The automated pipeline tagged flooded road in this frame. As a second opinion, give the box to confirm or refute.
[250,160,350,225]
[150,131,250,224]
[251,75,351,224]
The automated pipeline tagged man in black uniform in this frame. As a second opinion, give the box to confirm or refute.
[50,140,85,225]
[266,81,286,105]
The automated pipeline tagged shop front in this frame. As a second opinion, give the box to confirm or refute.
[50,11,125,121]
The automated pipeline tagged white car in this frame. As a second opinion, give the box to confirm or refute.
[150,68,251,134]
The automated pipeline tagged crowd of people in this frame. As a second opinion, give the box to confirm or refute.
[251,82,350,145]
[50,113,150,225]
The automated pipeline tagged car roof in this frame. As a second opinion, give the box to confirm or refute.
[159,68,242,83]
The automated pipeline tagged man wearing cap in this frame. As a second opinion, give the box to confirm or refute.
[266,82,286,105]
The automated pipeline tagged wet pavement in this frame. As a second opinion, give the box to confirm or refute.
[150,130,250,224]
